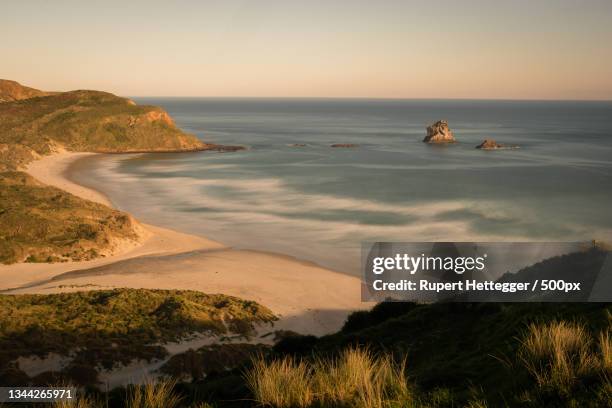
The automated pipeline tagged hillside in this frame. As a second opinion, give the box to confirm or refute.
[0,288,276,386]
[0,82,210,171]
[152,249,609,408]
[0,80,233,264]
[0,171,139,264]
[0,79,52,103]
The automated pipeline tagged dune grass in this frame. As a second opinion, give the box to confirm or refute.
[313,348,410,408]
[0,171,138,264]
[246,355,314,408]
[517,320,612,407]
[600,330,612,372]
[12,311,611,407]
[53,395,103,408]
[246,347,411,408]
[125,379,183,408]
[0,289,276,385]
[519,321,597,393]
[247,324,611,407]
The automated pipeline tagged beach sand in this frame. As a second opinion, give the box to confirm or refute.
[2,151,368,336]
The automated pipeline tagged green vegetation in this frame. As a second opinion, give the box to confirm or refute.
[244,306,611,408]
[161,343,268,381]
[0,85,205,171]
[0,289,276,386]
[0,171,137,264]
[35,314,610,408]
[4,303,610,407]
[268,302,611,407]
[2,251,607,407]
[0,80,212,263]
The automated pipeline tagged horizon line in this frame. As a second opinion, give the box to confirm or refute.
[128,95,612,103]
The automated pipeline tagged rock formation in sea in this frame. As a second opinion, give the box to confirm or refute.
[475,139,519,150]
[423,120,456,143]
[331,143,359,148]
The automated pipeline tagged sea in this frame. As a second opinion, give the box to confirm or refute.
[71,98,612,274]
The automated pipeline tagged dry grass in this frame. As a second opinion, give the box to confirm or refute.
[246,347,411,408]
[125,378,182,408]
[314,348,411,408]
[518,321,601,394]
[246,355,314,408]
[53,396,102,408]
[463,399,488,408]
[600,330,612,372]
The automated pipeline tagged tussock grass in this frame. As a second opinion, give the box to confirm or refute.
[246,355,314,408]
[313,348,410,408]
[53,395,102,408]
[126,379,182,408]
[600,330,612,372]
[464,399,488,408]
[518,321,604,394]
[246,347,411,408]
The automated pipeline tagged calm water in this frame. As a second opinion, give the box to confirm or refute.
[72,99,612,274]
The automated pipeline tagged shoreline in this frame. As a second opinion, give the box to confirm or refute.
[2,150,369,336]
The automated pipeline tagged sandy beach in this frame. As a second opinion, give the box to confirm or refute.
[2,151,368,336]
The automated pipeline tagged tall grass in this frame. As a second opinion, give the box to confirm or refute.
[246,347,411,408]
[600,330,612,372]
[245,356,314,408]
[314,348,410,408]
[125,378,182,408]
[518,321,601,394]
[53,396,101,408]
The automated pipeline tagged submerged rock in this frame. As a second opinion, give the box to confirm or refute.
[205,144,246,152]
[423,120,456,143]
[475,139,519,150]
[331,143,359,148]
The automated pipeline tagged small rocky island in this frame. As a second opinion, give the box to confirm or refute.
[476,139,519,150]
[423,120,456,143]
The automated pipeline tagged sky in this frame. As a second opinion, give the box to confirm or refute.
[2,0,612,99]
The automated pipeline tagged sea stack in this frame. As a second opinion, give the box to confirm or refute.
[423,120,456,143]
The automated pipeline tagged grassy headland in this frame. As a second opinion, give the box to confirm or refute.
[0,80,230,264]
[0,82,206,171]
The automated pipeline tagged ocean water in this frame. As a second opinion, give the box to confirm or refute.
[71,99,612,274]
